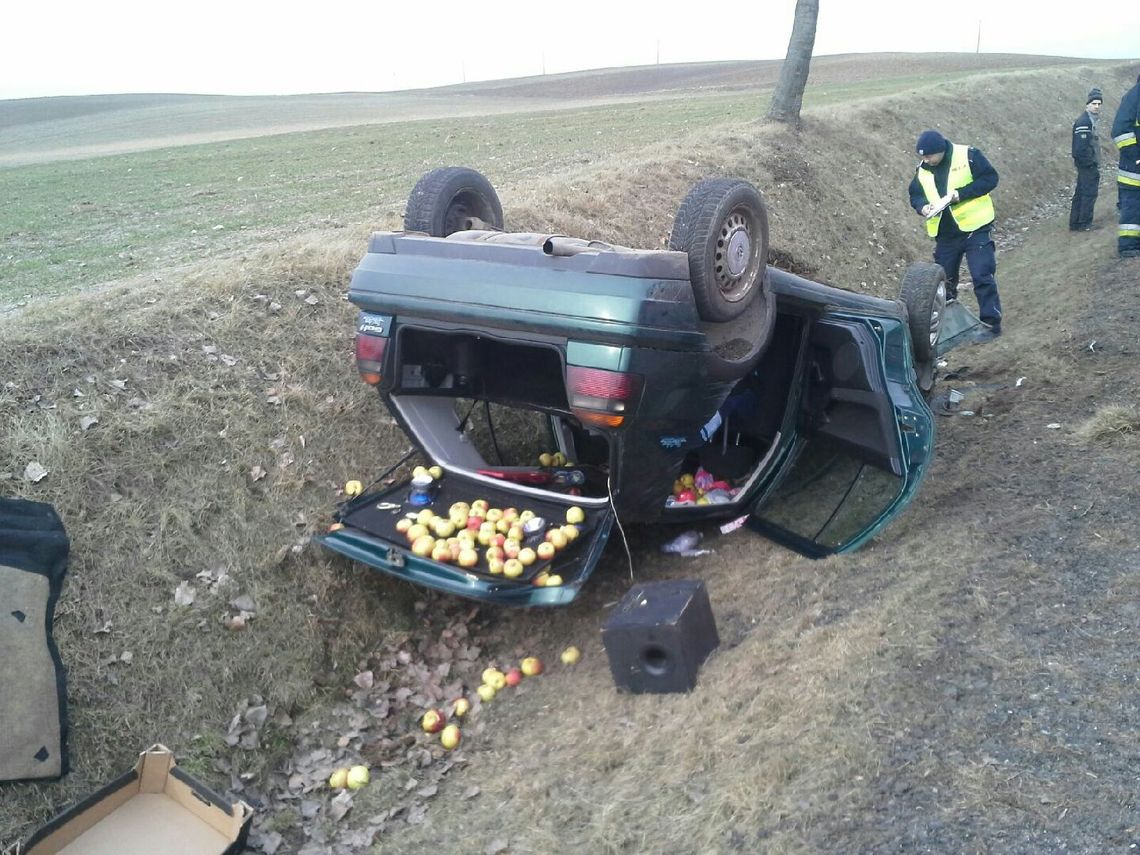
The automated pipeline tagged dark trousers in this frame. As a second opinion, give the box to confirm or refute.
[933,226,1002,329]
[1118,183,1140,254]
[1069,164,1099,229]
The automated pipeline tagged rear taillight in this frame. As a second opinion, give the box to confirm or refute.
[355,333,387,385]
[566,365,643,428]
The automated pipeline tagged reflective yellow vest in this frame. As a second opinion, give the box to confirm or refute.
[917,143,996,237]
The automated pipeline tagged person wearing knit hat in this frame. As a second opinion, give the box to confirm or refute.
[908,130,1004,342]
[1070,88,1104,231]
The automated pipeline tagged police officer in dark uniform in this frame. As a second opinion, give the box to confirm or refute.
[1112,74,1140,257]
[1070,88,1103,231]
[909,129,1003,341]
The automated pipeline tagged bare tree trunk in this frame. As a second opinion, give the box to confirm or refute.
[765,0,819,124]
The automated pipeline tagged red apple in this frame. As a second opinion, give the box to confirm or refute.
[504,668,522,687]
[520,657,543,677]
[421,708,445,733]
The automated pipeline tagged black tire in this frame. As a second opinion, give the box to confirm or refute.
[669,178,769,323]
[900,262,948,363]
[404,167,504,237]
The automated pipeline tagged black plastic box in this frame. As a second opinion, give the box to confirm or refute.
[601,579,719,693]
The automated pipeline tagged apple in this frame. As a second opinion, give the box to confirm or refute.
[449,501,470,517]
[395,517,414,534]
[433,519,456,538]
[561,524,580,542]
[484,545,504,563]
[482,667,503,686]
[486,558,505,576]
[520,657,544,676]
[466,516,483,531]
[680,473,695,489]
[477,529,494,547]
[519,510,535,523]
[507,525,524,542]
[449,541,463,560]
[565,506,586,524]
[676,489,696,504]
[518,547,537,566]
[346,765,370,790]
[411,535,435,556]
[503,558,524,578]
[470,499,489,513]
[552,451,567,466]
[546,529,568,550]
[502,508,519,523]
[544,574,564,587]
[328,522,344,532]
[412,465,429,478]
[458,548,479,568]
[504,667,523,687]
[421,708,445,733]
[344,480,363,497]
[415,508,435,525]
[476,683,496,702]
[431,543,452,563]
[503,539,521,559]
[532,572,549,587]
[560,645,581,665]
[538,452,554,468]
[485,508,503,523]
[452,697,470,718]
[406,523,429,543]
[328,767,349,789]
[428,465,443,480]
[536,541,556,561]
[440,724,461,750]
[495,518,512,534]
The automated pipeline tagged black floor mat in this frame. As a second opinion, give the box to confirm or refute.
[0,498,70,782]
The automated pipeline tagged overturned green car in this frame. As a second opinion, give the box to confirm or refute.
[318,167,978,605]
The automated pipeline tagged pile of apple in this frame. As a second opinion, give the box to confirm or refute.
[537,450,571,468]
[668,468,736,506]
[395,501,587,586]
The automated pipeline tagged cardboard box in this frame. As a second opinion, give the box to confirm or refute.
[18,745,252,854]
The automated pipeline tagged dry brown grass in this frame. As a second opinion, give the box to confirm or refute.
[3,55,1138,852]
[1075,406,1139,443]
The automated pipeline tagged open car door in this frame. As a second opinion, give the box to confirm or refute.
[748,311,935,558]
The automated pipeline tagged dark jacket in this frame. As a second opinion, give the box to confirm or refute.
[908,139,999,238]
[1072,110,1099,168]
[1112,81,1140,173]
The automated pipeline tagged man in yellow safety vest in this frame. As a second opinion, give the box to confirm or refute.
[908,129,1003,342]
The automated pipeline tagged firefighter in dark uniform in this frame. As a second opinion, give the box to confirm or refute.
[909,129,1003,341]
[1070,88,1103,231]
[1112,74,1140,257]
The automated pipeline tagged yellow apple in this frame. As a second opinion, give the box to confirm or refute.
[344,480,363,496]
[328,522,344,532]
[538,452,554,468]
[518,547,537,566]
[328,767,349,789]
[561,524,580,542]
[431,542,452,563]
[395,517,414,534]
[477,683,496,702]
[428,465,443,480]
[544,574,564,587]
[452,697,470,718]
[415,508,436,525]
[411,535,435,556]
[560,645,581,665]
[503,558,524,578]
[487,558,505,575]
[565,506,586,524]
[520,657,544,677]
[406,523,429,543]
[536,541,556,561]
[546,529,568,550]
[440,724,461,750]
[346,765,370,790]
[433,519,456,538]
[458,548,479,568]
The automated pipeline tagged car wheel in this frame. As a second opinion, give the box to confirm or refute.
[900,262,947,363]
[669,178,769,323]
[404,167,504,237]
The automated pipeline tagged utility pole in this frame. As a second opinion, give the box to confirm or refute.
[542,52,546,75]
[976,20,981,53]
[656,39,660,65]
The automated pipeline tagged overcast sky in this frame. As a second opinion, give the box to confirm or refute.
[2,1,1135,100]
